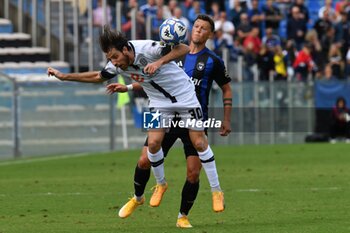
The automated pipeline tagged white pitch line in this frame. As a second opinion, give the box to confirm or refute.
[0,152,95,167]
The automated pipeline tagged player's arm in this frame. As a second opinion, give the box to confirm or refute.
[47,67,103,83]
[144,43,189,74]
[220,83,232,136]
[106,82,143,94]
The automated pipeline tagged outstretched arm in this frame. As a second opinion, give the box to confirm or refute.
[144,43,189,74]
[220,83,232,136]
[106,82,143,94]
[47,67,103,83]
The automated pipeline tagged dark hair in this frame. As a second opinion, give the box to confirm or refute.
[336,96,346,107]
[194,14,215,32]
[99,25,130,53]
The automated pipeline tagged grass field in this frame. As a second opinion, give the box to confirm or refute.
[1,144,350,233]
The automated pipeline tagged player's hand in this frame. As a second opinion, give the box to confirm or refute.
[106,83,128,94]
[47,67,64,80]
[143,61,161,75]
[220,120,231,136]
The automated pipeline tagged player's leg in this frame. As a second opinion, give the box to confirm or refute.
[118,146,150,218]
[176,129,200,228]
[177,156,201,228]
[189,129,225,212]
[147,129,168,207]
[149,128,178,207]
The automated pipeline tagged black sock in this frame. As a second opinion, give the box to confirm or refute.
[134,165,151,197]
[180,179,199,216]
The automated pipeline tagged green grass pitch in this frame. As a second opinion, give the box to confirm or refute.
[1,144,350,233]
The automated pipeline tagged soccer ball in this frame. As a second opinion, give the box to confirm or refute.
[159,18,187,45]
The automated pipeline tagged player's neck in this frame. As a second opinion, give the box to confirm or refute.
[189,43,206,54]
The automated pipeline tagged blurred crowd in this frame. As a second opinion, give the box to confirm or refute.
[91,0,350,82]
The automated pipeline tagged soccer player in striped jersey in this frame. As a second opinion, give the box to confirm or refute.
[108,14,232,228]
[47,24,220,228]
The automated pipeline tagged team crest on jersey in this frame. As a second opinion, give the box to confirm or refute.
[196,62,205,71]
[138,55,148,66]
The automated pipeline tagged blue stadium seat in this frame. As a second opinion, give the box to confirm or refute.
[0,18,13,33]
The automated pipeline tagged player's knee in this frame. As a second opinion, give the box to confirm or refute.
[192,139,207,152]
[187,168,200,183]
[138,156,151,169]
[147,139,162,153]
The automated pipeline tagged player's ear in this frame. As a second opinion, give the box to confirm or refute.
[122,46,128,55]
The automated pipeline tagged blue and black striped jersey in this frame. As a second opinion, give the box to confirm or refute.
[176,47,231,120]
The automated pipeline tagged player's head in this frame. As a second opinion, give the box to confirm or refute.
[99,25,132,70]
[191,14,215,45]
[336,96,346,109]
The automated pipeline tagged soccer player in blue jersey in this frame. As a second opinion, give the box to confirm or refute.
[108,14,232,228]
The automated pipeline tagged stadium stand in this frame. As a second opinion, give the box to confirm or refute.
[0,16,69,79]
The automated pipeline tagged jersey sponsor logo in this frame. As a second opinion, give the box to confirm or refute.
[196,62,205,71]
[176,60,183,68]
[131,73,145,82]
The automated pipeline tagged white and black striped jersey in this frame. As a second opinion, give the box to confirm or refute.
[100,40,199,109]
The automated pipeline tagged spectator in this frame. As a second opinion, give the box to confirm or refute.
[151,7,164,40]
[314,9,333,41]
[156,0,172,19]
[205,0,225,15]
[288,0,309,24]
[215,11,235,46]
[262,0,283,34]
[334,11,350,58]
[273,45,288,80]
[319,0,337,21]
[229,0,246,27]
[262,27,281,50]
[346,46,350,78]
[329,97,350,143]
[293,43,314,81]
[305,29,323,77]
[140,0,158,18]
[248,0,264,32]
[328,43,344,79]
[210,2,221,21]
[187,1,205,24]
[287,6,307,50]
[257,44,275,81]
[236,13,252,42]
[168,0,178,17]
[93,0,112,26]
[243,27,261,54]
[321,63,337,80]
[242,27,261,81]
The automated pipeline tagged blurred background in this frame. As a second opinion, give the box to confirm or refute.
[1,0,350,159]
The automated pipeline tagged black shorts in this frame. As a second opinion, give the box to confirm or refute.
[144,127,204,158]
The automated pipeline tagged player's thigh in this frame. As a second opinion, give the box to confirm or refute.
[188,129,208,152]
[186,156,201,183]
[137,146,151,169]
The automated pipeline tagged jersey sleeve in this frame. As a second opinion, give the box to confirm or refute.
[212,57,231,86]
[147,41,174,58]
[100,61,118,80]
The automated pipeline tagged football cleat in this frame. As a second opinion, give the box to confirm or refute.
[212,191,225,212]
[118,196,145,218]
[176,215,193,228]
[149,182,168,207]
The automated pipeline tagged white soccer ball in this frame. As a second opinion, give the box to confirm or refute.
[159,18,187,45]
